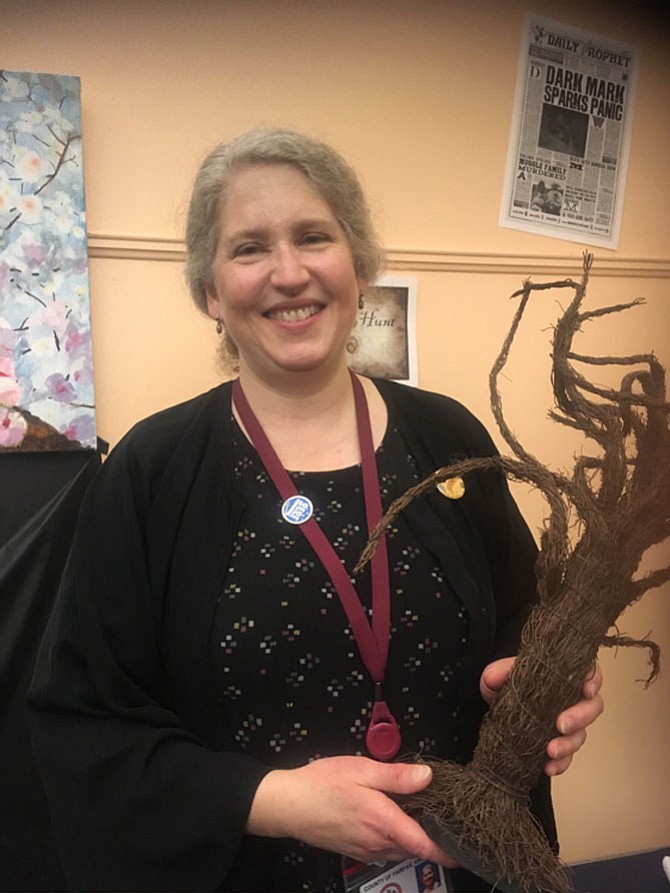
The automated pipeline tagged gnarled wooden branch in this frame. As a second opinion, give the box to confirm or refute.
[356,253,669,892]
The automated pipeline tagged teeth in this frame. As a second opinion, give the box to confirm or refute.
[268,305,320,322]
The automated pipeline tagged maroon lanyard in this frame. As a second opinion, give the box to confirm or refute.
[232,374,401,761]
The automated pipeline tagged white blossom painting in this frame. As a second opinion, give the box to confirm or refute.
[0,70,95,451]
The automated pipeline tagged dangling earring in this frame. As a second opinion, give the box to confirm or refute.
[358,293,364,310]
[216,318,223,335]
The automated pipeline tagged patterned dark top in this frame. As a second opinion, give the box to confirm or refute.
[29,379,553,893]
[210,411,471,891]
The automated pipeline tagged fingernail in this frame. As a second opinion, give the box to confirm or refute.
[412,765,432,784]
[557,719,572,735]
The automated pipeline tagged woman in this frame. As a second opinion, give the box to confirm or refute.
[28,128,603,892]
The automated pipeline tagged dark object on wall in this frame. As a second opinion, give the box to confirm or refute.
[569,848,670,893]
[0,446,102,891]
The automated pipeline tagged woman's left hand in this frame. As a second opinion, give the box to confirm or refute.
[479,657,604,777]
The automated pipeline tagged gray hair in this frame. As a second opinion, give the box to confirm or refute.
[184,127,385,315]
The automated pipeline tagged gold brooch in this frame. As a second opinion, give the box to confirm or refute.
[436,477,465,500]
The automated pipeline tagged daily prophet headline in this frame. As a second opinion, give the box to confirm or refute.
[544,66,626,121]
[500,14,637,248]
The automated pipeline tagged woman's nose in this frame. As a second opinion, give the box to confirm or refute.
[270,244,310,292]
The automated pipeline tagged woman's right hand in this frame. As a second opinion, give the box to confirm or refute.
[245,755,457,867]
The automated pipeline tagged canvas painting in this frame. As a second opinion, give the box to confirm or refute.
[0,70,95,451]
[347,275,418,386]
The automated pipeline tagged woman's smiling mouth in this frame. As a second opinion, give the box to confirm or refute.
[264,304,322,323]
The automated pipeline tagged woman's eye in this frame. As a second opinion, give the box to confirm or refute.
[234,243,263,258]
[301,232,329,246]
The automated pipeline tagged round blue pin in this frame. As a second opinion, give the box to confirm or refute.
[281,495,314,525]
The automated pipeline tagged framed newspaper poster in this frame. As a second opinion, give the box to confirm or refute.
[499,15,637,248]
[347,275,418,386]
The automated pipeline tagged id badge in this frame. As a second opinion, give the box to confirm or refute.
[342,856,453,893]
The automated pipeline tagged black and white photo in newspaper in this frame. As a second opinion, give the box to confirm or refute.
[499,14,637,248]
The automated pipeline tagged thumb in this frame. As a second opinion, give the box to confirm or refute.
[375,762,433,795]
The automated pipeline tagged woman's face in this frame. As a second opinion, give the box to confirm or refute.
[205,163,365,383]
[421,864,436,889]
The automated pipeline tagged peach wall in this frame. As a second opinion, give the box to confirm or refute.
[5,0,669,866]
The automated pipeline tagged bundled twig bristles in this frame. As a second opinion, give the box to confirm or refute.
[356,254,670,892]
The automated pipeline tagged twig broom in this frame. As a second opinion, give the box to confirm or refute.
[356,253,670,892]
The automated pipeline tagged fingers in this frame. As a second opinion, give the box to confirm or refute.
[480,658,604,779]
[480,657,604,780]
[368,761,434,796]
[545,663,605,777]
[350,761,457,863]
[357,761,458,866]
[547,727,587,760]
[555,663,604,735]
[583,663,604,699]
[381,797,458,868]
[545,753,573,777]
[247,756,459,867]
[479,656,515,705]
[556,691,604,735]
[545,727,587,776]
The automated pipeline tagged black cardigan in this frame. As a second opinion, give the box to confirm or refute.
[28,378,555,891]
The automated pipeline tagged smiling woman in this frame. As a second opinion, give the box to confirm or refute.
[27,127,604,893]
[184,131,383,391]
[204,164,364,387]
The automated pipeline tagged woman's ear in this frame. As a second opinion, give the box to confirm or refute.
[204,283,221,321]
